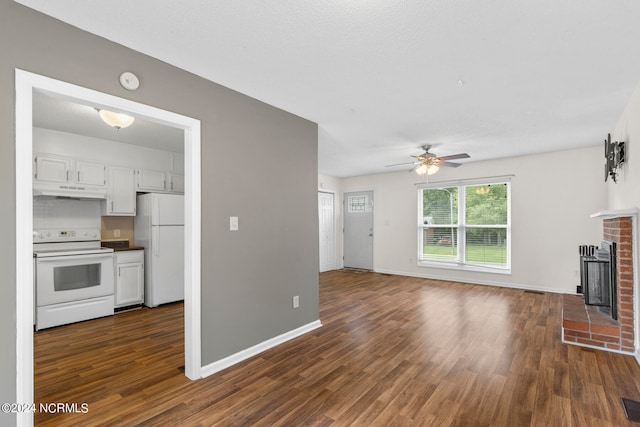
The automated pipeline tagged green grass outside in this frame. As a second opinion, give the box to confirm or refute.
[423,244,507,264]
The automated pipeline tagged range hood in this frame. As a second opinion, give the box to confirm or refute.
[33,185,107,200]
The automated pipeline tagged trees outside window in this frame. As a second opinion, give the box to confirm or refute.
[419,181,510,271]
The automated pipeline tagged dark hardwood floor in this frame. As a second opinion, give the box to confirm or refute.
[35,270,640,426]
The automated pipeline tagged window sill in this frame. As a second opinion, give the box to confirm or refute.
[417,260,511,275]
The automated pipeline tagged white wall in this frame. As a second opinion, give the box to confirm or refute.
[608,81,640,210]
[336,146,606,293]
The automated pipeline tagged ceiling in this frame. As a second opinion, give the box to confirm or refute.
[33,90,184,153]
[17,1,640,177]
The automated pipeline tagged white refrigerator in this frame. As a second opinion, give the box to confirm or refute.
[134,193,184,307]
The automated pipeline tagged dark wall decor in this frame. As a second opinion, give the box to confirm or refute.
[605,133,625,182]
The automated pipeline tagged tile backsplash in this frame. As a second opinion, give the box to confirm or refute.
[33,198,101,229]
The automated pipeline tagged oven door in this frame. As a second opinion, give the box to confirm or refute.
[36,253,114,306]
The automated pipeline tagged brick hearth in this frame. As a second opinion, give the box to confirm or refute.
[562,215,635,353]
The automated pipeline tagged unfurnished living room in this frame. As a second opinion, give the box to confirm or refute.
[5,1,640,426]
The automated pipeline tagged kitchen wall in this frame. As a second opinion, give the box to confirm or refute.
[33,198,101,230]
[101,217,134,244]
[339,146,606,293]
[1,1,319,423]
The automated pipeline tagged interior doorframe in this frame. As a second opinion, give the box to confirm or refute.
[15,69,202,426]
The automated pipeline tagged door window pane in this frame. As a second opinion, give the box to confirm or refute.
[348,195,368,213]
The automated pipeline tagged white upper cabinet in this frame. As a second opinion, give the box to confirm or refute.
[104,166,136,216]
[33,129,185,198]
[34,155,72,183]
[136,169,166,192]
[167,174,184,193]
[34,154,106,187]
[76,161,106,186]
[135,169,184,194]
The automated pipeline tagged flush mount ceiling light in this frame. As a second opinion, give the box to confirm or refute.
[97,109,135,130]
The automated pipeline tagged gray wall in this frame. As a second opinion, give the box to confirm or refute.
[1,1,319,423]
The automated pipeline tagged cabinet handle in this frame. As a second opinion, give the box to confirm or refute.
[111,201,114,212]
[77,171,80,182]
[66,170,69,181]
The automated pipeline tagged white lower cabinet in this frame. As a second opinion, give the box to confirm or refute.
[114,251,144,308]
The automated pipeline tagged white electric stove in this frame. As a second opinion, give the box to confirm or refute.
[33,228,115,330]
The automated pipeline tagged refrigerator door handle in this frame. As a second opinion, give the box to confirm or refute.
[153,227,160,256]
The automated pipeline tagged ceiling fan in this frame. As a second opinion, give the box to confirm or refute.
[386,145,470,175]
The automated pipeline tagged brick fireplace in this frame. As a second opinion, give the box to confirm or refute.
[562,212,636,353]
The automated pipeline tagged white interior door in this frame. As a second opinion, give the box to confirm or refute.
[343,190,374,270]
[318,192,336,272]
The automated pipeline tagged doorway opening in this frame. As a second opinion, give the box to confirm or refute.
[15,69,202,425]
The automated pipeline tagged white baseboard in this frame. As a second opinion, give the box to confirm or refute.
[200,320,323,378]
[374,268,568,294]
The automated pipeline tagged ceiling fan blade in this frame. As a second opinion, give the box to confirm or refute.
[385,161,419,167]
[439,161,462,167]
[437,153,470,161]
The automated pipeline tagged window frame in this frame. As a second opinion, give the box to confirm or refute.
[417,177,512,274]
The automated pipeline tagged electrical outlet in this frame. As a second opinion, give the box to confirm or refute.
[114,229,121,238]
[293,295,299,308]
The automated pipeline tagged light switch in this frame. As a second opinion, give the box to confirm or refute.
[229,216,239,231]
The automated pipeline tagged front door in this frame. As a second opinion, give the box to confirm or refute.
[343,190,374,270]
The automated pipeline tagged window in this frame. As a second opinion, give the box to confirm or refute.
[418,180,511,272]
[348,195,369,213]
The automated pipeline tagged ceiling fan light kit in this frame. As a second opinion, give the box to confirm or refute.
[386,145,470,176]
[415,159,440,175]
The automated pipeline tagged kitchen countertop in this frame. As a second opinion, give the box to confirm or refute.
[101,240,145,252]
